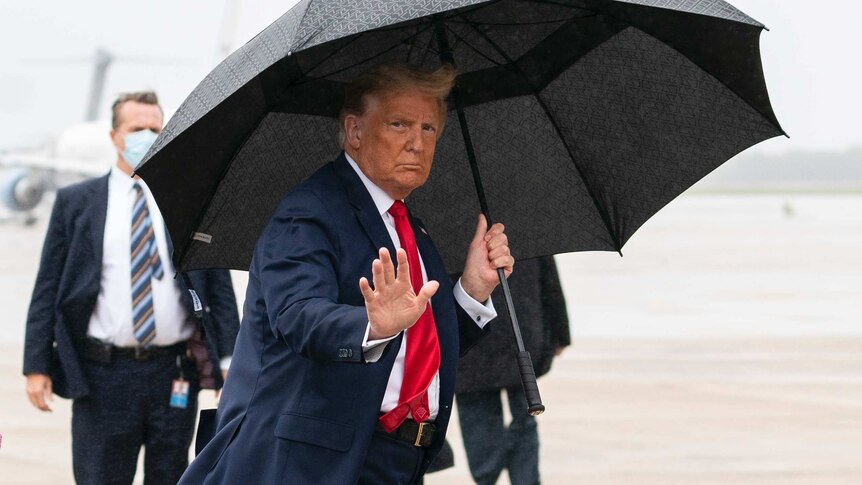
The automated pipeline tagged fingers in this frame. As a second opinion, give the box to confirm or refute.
[371,257,384,290]
[379,247,395,285]
[26,388,40,410]
[26,383,51,412]
[487,247,514,264]
[394,248,411,285]
[485,222,512,273]
[485,225,508,250]
[360,248,415,305]
[359,277,374,302]
[490,255,515,275]
[416,280,440,304]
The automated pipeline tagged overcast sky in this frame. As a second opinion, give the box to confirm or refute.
[0,0,858,156]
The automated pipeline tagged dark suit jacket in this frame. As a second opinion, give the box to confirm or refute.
[22,174,240,399]
[181,154,489,484]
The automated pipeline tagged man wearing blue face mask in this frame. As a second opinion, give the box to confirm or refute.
[23,91,241,485]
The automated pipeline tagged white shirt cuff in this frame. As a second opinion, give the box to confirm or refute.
[362,323,399,363]
[454,278,496,328]
[219,356,232,372]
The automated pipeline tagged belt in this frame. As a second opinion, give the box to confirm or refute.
[375,419,436,447]
[83,337,187,364]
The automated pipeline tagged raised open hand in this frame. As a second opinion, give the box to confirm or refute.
[359,247,439,340]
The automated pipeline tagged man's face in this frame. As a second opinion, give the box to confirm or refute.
[110,101,163,165]
[347,91,441,200]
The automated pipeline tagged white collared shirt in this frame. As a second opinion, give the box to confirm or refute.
[87,166,193,347]
[345,153,496,420]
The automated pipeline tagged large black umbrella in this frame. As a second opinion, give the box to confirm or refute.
[137,0,783,414]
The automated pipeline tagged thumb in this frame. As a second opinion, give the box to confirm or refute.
[471,213,488,245]
[417,280,440,304]
[45,379,53,402]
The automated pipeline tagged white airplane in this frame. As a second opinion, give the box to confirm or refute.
[1,121,114,221]
[1,0,275,223]
[0,48,118,223]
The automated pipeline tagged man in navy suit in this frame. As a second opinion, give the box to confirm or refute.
[23,91,240,485]
[182,64,514,484]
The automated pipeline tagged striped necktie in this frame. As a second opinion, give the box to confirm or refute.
[131,183,163,345]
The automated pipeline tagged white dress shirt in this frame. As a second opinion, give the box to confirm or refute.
[345,153,497,420]
[87,166,194,347]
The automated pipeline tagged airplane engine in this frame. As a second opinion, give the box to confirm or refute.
[1,168,47,212]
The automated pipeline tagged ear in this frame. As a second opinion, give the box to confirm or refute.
[110,129,124,153]
[344,114,362,150]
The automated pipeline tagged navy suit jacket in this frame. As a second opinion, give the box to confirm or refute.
[181,154,489,484]
[22,174,240,398]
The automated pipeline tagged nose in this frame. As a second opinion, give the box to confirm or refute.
[407,126,424,153]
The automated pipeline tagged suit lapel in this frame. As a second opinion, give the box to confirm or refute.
[88,174,109,269]
[332,153,395,257]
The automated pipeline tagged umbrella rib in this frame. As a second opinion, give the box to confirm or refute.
[419,22,438,67]
[456,12,622,250]
[289,0,318,52]
[299,32,367,80]
[405,24,419,63]
[312,23,438,80]
[441,23,505,67]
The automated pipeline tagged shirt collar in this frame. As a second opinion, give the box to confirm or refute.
[109,165,136,191]
[344,151,397,217]
[109,165,150,195]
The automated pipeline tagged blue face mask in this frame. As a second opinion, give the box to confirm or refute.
[122,129,159,168]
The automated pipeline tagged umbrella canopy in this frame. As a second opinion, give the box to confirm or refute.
[137,0,784,273]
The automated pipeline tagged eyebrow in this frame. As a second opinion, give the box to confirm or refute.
[129,125,162,133]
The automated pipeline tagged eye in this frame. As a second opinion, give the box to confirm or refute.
[390,121,405,129]
[422,123,436,133]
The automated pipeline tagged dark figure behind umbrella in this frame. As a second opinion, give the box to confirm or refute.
[456,256,570,484]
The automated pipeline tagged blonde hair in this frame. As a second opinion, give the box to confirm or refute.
[339,63,456,144]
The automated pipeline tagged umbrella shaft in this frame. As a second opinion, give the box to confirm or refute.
[435,16,543,415]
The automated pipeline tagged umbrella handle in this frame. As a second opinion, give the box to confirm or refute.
[518,351,546,416]
[497,268,545,416]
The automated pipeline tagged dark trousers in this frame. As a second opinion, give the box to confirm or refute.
[72,351,198,485]
[457,387,540,485]
[358,430,427,485]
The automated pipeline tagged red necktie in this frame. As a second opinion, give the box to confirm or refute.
[378,200,441,432]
